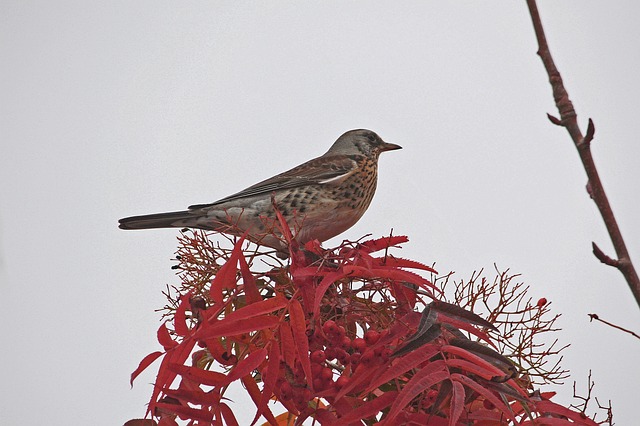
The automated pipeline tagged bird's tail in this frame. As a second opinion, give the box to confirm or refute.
[118,210,199,230]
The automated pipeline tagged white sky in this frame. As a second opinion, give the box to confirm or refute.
[2,1,639,425]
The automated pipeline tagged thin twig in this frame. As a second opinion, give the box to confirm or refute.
[526,0,640,308]
[592,242,619,268]
[588,313,640,340]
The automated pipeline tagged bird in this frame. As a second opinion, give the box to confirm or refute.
[118,129,401,255]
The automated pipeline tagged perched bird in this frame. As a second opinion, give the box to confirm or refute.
[119,129,401,255]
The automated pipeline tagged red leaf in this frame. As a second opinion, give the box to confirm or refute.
[272,201,293,244]
[289,298,312,383]
[334,362,382,401]
[393,412,450,425]
[157,322,177,351]
[154,402,213,423]
[195,315,280,340]
[343,265,438,294]
[337,391,398,424]
[209,239,245,304]
[393,280,418,308]
[238,250,261,304]
[520,419,578,426]
[147,337,196,417]
[227,348,268,383]
[130,351,164,387]
[441,345,514,382]
[358,235,409,253]
[242,374,278,426]
[163,387,211,407]
[264,342,280,392]
[313,269,349,317]
[450,380,465,425]
[223,295,287,323]
[303,239,323,254]
[450,373,516,423]
[256,343,281,423]
[386,369,450,422]
[312,409,338,424]
[332,396,362,418]
[167,363,227,387]
[445,358,506,382]
[148,352,177,416]
[279,322,295,369]
[521,420,587,426]
[219,402,239,426]
[173,294,190,337]
[532,400,598,425]
[373,256,437,273]
[291,265,328,279]
[364,347,441,394]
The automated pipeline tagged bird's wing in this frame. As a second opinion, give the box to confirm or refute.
[188,155,360,209]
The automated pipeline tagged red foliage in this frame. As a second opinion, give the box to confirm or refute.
[130,233,599,425]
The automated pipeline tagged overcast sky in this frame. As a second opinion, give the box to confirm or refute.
[2,2,639,425]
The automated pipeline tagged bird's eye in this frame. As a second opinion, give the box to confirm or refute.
[367,134,376,142]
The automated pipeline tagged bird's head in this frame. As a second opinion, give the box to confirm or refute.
[327,129,402,157]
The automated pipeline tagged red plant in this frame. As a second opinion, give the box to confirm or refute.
[128,228,603,425]
[435,269,570,386]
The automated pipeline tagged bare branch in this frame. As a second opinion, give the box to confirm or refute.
[526,0,640,308]
[583,118,595,147]
[546,113,562,126]
[592,242,619,268]
[571,370,614,424]
[588,313,640,340]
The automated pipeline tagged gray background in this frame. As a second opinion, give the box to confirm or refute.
[2,1,638,425]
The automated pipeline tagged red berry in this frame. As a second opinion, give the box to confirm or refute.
[339,336,351,350]
[364,330,380,345]
[327,325,346,343]
[350,353,361,366]
[321,367,333,382]
[424,389,438,404]
[322,320,338,334]
[380,347,392,363]
[324,347,338,361]
[335,375,350,389]
[311,362,323,377]
[312,331,326,344]
[537,298,547,307]
[351,337,367,353]
[310,350,326,364]
[336,348,350,364]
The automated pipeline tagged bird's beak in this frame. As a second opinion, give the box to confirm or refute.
[380,141,402,152]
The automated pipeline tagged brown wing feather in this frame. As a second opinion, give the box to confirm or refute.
[188,155,359,209]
